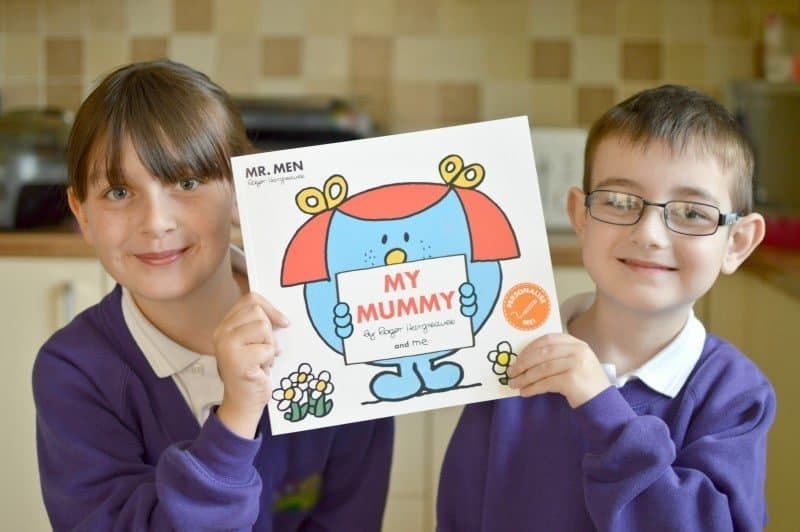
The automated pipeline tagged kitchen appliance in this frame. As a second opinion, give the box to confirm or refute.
[0,108,72,229]
[726,81,800,215]
[530,127,587,231]
[233,96,375,152]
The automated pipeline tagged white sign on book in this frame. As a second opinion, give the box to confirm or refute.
[232,116,562,434]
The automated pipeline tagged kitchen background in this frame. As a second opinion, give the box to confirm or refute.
[0,0,795,132]
[1,1,799,531]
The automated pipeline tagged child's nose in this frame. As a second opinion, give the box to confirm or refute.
[629,205,670,248]
[138,193,177,237]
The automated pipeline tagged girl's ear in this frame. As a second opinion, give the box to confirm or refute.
[566,186,589,241]
[721,213,766,275]
[67,187,93,246]
[231,196,240,227]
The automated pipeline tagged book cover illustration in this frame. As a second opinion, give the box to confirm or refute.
[232,116,562,434]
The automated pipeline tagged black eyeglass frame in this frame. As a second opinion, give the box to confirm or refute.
[583,189,740,236]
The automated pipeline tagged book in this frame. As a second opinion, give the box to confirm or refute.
[232,116,562,434]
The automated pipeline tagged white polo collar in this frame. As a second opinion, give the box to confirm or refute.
[121,244,248,379]
[560,293,706,398]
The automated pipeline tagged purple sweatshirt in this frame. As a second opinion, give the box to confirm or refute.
[33,285,393,531]
[437,335,774,531]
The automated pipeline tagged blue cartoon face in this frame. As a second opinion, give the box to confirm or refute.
[286,156,517,402]
[325,190,472,274]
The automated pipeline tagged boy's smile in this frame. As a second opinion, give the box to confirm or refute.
[570,135,738,318]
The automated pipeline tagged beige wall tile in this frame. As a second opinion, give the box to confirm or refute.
[304,78,351,99]
[259,0,307,35]
[438,0,483,35]
[215,0,259,34]
[664,41,706,82]
[175,0,213,32]
[128,0,173,36]
[577,85,615,125]
[711,0,752,38]
[578,0,617,36]
[487,35,529,81]
[621,41,661,80]
[1,83,43,109]
[306,0,354,35]
[477,0,529,36]
[351,36,393,81]
[440,82,480,125]
[351,0,395,35]
[574,36,619,83]
[706,40,755,82]
[85,33,129,81]
[664,0,711,41]
[169,35,218,76]
[255,77,305,96]
[530,81,576,126]
[4,34,42,78]
[45,0,82,35]
[46,82,83,110]
[304,37,349,80]
[217,34,260,93]
[529,0,577,37]
[85,0,127,32]
[132,38,169,62]
[481,81,533,120]
[2,0,41,32]
[391,80,440,132]
[618,0,664,38]
[531,39,572,79]
[617,82,659,102]
[46,38,82,78]
[394,0,440,35]
[261,36,303,77]
[394,37,486,81]
[351,78,390,130]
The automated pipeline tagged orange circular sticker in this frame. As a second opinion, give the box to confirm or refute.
[502,282,551,331]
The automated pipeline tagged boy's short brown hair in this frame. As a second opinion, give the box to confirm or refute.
[583,84,756,214]
[67,59,252,202]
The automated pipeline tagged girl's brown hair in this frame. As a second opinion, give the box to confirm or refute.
[583,84,756,214]
[68,59,252,201]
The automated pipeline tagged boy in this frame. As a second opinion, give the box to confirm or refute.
[33,60,393,531]
[437,85,774,531]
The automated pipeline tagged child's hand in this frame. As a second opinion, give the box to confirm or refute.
[213,292,288,438]
[507,333,611,408]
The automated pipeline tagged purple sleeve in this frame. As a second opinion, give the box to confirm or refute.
[34,351,263,532]
[575,382,774,532]
[302,417,394,531]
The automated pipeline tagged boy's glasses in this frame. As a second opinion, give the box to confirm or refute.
[584,189,740,236]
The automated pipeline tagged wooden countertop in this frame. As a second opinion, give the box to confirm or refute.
[1,229,796,300]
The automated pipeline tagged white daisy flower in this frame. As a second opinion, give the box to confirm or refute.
[308,371,335,399]
[289,363,313,390]
[487,341,516,376]
[272,377,306,411]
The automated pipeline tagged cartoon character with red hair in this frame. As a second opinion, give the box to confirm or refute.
[281,155,519,401]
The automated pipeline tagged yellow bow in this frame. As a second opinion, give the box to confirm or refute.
[296,175,349,215]
[439,154,485,189]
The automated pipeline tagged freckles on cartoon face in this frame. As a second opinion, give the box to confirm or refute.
[326,190,472,274]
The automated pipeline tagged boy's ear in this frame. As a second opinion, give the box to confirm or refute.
[67,187,93,246]
[566,186,589,240]
[721,213,766,275]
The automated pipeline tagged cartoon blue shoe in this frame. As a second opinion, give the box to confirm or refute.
[370,359,423,401]
[416,356,463,391]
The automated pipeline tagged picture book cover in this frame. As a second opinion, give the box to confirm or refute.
[231,116,562,434]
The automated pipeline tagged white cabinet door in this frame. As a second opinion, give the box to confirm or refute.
[0,257,108,532]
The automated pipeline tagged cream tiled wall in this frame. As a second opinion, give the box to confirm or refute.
[1,0,797,132]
